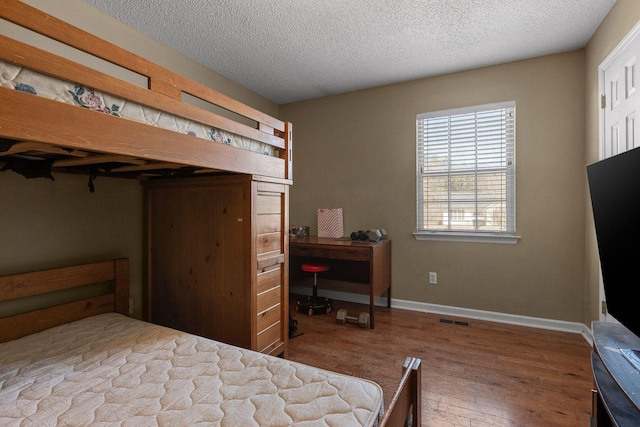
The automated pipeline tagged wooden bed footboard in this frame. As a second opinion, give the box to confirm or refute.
[380,357,422,427]
[0,259,128,343]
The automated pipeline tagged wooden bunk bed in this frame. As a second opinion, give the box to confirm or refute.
[0,1,421,425]
[0,0,292,180]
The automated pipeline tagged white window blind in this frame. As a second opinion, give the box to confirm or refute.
[416,102,515,236]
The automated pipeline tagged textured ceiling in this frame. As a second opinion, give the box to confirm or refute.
[82,0,616,105]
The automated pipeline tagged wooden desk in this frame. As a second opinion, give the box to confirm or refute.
[289,236,391,328]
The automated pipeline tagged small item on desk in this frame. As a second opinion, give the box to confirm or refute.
[318,208,344,238]
[350,229,387,242]
[351,230,368,241]
[290,226,310,237]
[367,229,387,242]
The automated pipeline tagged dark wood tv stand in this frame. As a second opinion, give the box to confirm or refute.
[591,321,640,426]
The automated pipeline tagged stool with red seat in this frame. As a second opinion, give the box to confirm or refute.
[296,263,333,316]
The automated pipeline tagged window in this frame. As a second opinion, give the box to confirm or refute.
[415,102,517,243]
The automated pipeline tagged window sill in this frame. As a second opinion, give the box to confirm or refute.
[413,231,520,244]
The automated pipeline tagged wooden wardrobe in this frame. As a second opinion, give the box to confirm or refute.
[145,174,289,356]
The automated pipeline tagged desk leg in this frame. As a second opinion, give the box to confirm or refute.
[369,241,392,329]
[368,287,391,329]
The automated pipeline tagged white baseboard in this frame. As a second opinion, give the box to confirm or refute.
[291,286,593,345]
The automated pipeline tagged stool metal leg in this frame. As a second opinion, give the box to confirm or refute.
[312,273,318,299]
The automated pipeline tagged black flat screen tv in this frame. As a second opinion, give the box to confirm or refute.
[587,146,640,344]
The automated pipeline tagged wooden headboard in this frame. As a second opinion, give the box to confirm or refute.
[0,259,128,343]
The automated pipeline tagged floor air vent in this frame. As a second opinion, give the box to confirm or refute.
[439,318,470,327]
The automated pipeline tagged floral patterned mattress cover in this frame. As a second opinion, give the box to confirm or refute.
[0,313,383,426]
[0,59,275,157]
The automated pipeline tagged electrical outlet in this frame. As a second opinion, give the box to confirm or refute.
[429,272,437,285]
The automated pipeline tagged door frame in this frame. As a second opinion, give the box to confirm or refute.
[597,19,640,321]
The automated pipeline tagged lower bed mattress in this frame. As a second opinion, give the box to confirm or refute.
[0,313,383,426]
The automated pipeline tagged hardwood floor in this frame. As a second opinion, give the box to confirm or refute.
[286,296,593,427]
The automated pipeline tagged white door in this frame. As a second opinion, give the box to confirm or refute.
[598,22,640,321]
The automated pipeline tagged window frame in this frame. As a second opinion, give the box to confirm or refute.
[414,101,520,244]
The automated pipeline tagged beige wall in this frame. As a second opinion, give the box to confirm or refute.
[3,0,638,326]
[0,0,278,318]
[0,173,143,313]
[584,0,640,325]
[281,51,588,322]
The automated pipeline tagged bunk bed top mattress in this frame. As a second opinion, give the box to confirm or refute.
[0,313,383,426]
[0,60,274,156]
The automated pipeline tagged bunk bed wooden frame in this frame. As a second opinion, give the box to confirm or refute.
[0,0,292,180]
[0,1,421,425]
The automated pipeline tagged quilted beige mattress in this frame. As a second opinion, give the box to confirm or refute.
[0,313,383,426]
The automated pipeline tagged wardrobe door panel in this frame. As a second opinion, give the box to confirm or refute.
[147,178,249,348]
